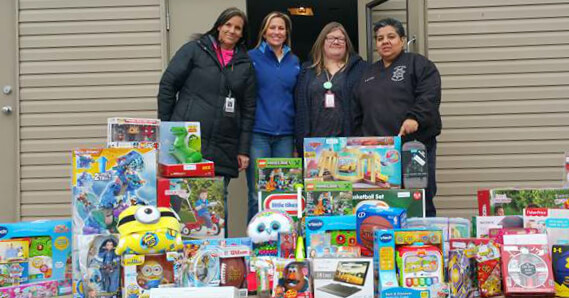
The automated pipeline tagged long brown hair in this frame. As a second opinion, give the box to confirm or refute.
[309,22,355,76]
[255,12,293,49]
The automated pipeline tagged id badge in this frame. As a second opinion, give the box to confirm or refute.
[324,92,335,108]
[224,96,235,113]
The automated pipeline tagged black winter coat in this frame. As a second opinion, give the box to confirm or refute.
[157,35,256,178]
[294,54,368,154]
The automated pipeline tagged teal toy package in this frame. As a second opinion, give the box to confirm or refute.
[305,215,358,258]
[0,220,72,297]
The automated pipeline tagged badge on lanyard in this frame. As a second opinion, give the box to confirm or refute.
[324,91,335,108]
[224,96,235,113]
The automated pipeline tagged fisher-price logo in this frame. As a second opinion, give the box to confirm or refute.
[525,208,548,217]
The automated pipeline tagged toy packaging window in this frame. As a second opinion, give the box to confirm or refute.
[248,211,295,257]
[107,117,160,149]
[272,259,312,298]
[74,234,121,297]
[157,177,225,239]
[122,252,182,298]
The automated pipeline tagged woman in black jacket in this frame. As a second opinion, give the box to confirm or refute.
[158,7,256,180]
[294,22,367,155]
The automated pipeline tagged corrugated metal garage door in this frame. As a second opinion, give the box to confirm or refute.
[18,0,165,220]
[429,0,569,218]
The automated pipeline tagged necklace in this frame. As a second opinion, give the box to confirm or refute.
[323,63,345,90]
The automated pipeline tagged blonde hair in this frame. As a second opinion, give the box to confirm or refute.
[256,12,293,48]
[309,22,355,76]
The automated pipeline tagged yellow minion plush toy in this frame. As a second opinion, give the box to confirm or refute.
[115,205,183,255]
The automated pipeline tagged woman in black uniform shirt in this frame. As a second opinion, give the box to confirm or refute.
[353,18,442,216]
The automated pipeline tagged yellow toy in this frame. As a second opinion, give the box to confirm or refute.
[116,206,183,255]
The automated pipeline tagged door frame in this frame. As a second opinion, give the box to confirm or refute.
[0,0,20,222]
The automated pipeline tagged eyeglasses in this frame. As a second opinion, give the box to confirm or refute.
[325,37,346,44]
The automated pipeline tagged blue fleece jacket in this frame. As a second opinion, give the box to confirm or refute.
[248,42,300,136]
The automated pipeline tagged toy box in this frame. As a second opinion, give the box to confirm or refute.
[305,216,357,258]
[73,234,120,298]
[373,229,446,298]
[448,249,475,298]
[501,234,555,296]
[312,258,373,298]
[107,117,159,148]
[523,208,569,250]
[552,245,569,297]
[149,286,242,298]
[278,232,297,259]
[72,148,157,235]
[353,189,425,218]
[305,181,353,216]
[304,137,402,190]
[478,188,569,216]
[356,203,406,256]
[272,259,313,298]
[0,220,72,297]
[488,227,538,244]
[122,252,182,298]
[406,217,470,261]
[449,238,502,297]
[256,158,303,192]
[473,215,523,238]
[158,121,215,177]
[259,192,305,221]
[157,177,225,239]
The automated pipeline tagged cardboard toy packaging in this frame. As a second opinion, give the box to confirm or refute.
[305,216,358,258]
[0,220,72,297]
[501,234,556,297]
[523,208,569,250]
[72,148,157,236]
[477,188,569,216]
[272,259,313,298]
[122,252,183,298]
[256,158,303,193]
[407,217,471,261]
[564,152,569,187]
[373,228,446,298]
[158,121,214,177]
[355,203,406,256]
[353,189,425,218]
[473,215,523,238]
[107,117,160,148]
[448,249,476,298]
[305,181,353,216]
[303,137,401,190]
[157,177,225,239]
[552,245,569,297]
[312,258,374,298]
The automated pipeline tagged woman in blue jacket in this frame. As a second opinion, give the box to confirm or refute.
[246,12,300,222]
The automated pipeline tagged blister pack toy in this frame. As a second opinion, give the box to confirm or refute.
[272,259,312,298]
[122,253,182,298]
[74,234,120,298]
[72,148,157,236]
[157,177,225,239]
[107,117,159,149]
[158,121,215,177]
[256,158,303,193]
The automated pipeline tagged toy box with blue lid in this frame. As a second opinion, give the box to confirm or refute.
[0,219,72,297]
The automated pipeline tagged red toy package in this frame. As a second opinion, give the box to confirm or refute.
[501,234,555,297]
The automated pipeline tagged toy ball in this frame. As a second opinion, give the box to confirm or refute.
[116,205,183,255]
[220,257,247,288]
[247,210,294,244]
[358,215,393,250]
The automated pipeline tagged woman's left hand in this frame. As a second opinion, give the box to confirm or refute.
[398,119,419,136]
[237,154,250,171]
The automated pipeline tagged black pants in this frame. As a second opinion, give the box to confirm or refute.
[425,140,437,217]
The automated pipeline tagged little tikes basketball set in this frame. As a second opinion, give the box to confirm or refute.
[352,188,425,218]
[373,228,445,298]
[355,203,406,256]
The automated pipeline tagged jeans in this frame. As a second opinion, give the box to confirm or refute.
[246,133,294,222]
[425,140,437,217]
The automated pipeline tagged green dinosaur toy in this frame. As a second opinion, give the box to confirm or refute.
[170,126,203,163]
